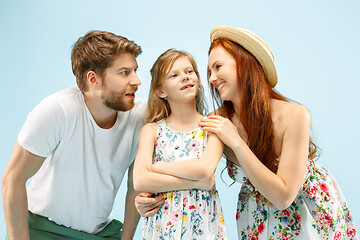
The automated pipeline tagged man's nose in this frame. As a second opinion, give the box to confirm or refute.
[130,72,141,86]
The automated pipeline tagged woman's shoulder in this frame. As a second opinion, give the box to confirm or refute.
[271,99,311,127]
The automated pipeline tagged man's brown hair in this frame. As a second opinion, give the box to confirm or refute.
[71,30,142,92]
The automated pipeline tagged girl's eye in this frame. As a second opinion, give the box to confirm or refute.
[171,74,177,78]
[187,70,193,74]
[215,65,221,70]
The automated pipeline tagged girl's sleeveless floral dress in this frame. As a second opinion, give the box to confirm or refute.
[142,119,227,240]
[228,159,358,240]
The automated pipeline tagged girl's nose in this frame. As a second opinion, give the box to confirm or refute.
[182,74,189,82]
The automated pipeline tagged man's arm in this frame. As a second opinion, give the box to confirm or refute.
[121,162,140,240]
[2,141,46,240]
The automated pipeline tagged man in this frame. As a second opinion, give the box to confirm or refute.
[2,30,144,239]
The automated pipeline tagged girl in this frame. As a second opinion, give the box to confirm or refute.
[200,26,358,239]
[133,49,227,239]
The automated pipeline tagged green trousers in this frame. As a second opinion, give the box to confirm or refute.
[6,211,122,240]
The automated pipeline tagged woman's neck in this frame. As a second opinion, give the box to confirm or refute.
[231,98,242,119]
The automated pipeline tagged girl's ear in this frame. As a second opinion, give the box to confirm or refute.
[156,88,167,99]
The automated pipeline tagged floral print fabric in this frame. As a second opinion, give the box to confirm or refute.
[142,119,227,240]
[228,160,358,239]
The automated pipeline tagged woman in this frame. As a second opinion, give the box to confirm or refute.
[199,26,358,239]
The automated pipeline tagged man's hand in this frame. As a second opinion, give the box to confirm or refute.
[197,173,215,191]
[134,192,164,217]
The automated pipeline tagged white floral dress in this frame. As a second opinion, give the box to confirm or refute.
[142,119,227,240]
[228,159,358,240]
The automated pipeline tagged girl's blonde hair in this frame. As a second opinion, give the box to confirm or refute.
[146,49,206,123]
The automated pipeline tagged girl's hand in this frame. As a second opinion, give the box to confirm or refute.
[199,115,242,149]
[197,173,215,191]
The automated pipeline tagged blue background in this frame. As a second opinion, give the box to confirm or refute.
[1,0,359,238]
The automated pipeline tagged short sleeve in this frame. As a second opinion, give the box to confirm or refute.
[18,97,65,157]
[129,99,147,164]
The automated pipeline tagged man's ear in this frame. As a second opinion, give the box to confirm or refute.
[86,71,100,89]
[156,88,167,99]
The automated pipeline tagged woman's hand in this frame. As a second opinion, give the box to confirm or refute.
[199,115,242,149]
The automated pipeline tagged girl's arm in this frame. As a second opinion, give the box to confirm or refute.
[199,105,310,210]
[151,133,224,180]
[133,123,214,193]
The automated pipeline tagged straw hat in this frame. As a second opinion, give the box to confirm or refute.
[210,26,278,87]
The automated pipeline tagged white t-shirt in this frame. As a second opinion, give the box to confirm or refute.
[18,86,146,234]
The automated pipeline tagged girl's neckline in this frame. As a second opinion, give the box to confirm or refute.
[162,118,201,134]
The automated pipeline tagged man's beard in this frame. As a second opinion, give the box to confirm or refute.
[101,89,135,112]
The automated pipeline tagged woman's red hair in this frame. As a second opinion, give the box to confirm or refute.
[209,38,318,174]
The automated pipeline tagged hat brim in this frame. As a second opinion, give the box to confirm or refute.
[210,26,277,88]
